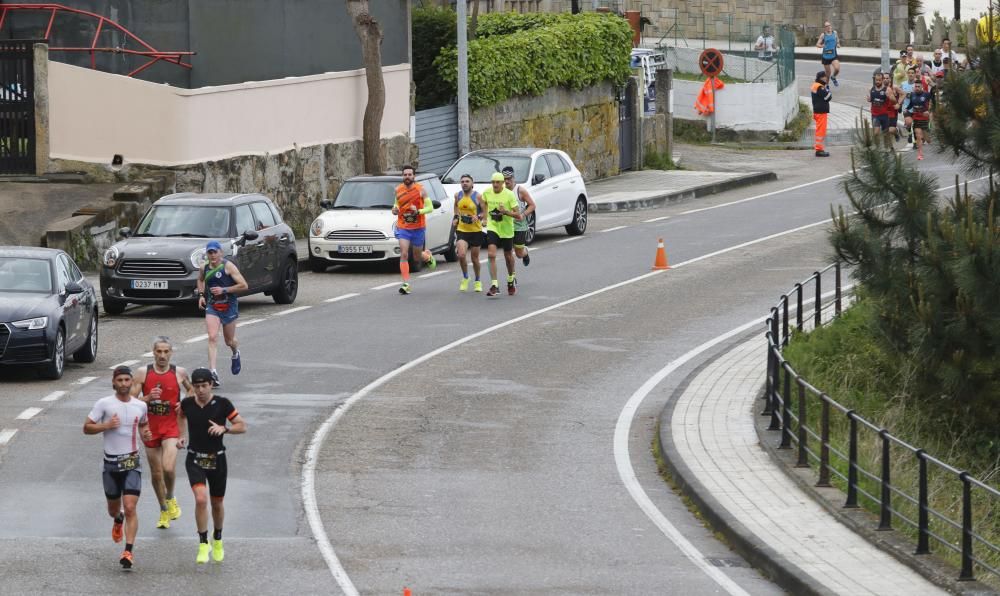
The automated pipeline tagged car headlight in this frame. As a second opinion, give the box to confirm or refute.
[311,218,324,237]
[10,316,48,330]
[103,246,120,268]
[190,247,207,269]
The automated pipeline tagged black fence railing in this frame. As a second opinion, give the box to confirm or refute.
[764,262,1000,584]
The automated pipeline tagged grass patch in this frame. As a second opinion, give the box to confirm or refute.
[783,300,1000,588]
[643,146,681,170]
[776,101,812,142]
[671,71,747,84]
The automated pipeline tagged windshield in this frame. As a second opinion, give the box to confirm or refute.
[442,155,532,184]
[333,181,401,209]
[0,257,52,293]
[135,205,232,238]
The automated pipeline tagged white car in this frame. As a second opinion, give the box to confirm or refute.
[441,148,589,245]
[307,173,456,272]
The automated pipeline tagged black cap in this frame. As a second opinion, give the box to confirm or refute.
[191,368,213,384]
[112,365,132,378]
[816,70,827,82]
[501,166,515,177]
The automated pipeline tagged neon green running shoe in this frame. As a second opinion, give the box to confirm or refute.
[156,509,170,529]
[474,281,483,293]
[426,255,437,270]
[459,278,469,292]
[196,542,210,564]
[167,497,181,520]
[211,539,224,562]
[398,282,411,295]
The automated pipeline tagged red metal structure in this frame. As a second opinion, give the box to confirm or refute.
[0,3,194,77]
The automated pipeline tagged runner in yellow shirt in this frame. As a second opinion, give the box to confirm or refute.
[451,173,484,292]
[480,172,522,297]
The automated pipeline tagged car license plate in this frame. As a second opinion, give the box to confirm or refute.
[131,280,168,290]
[338,245,372,254]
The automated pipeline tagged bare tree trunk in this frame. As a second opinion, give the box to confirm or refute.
[470,0,480,39]
[346,0,386,174]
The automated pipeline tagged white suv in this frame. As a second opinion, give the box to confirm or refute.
[308,173,457,272]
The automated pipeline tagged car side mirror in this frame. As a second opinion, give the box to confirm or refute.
[64,281,84,295]
[533,174,546,185]
[319,199,333,210]
[118,227,132,238]
[243,230,259,241]
[432,200,442,209]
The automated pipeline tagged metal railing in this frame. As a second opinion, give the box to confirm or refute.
[764,263,1000,584]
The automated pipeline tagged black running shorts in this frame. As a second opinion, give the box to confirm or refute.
[456,231,484,248]
[186,451,228,498]
[486,231,514,251]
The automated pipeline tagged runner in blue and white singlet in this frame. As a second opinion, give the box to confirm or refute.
[816,21,841,86]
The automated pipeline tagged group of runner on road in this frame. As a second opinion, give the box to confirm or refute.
[84,235,252,570]
[393,164,536,298]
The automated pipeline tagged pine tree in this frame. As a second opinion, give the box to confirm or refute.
[831,43,1000,440]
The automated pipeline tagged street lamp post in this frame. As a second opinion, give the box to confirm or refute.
[457,0,470,155]
[881,0,890,72]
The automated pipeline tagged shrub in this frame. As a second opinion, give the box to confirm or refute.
[413,7,457,110]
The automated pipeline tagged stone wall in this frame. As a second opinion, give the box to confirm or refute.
[50,135,415,238]
[469,81,620,180]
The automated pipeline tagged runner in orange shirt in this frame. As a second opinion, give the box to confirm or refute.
[392,165,437,295]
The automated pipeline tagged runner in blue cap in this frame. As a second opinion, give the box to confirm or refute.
[196,240,248,386]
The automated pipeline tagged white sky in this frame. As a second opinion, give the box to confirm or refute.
[920,0,991,21]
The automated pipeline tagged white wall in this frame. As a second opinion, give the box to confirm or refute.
[672,79,797,131]
[665,47,779,83]
[48,62,412,166]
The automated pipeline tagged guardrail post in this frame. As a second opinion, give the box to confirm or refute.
[768,348,782,431]
[796,378,809,467]
[763,333,774,416]
[795,283,803,331]
[782,295,789,346]
[814,272,822,328]
[817,395,831,487]
[779,365,792,448]
[915,450,930,555]
[878,430,892,530]
[845,412,859,508]
[835,262,842,316]
[959,472,975,581]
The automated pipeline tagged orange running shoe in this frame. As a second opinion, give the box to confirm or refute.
[119,550,133,569]
[111,518,123,543]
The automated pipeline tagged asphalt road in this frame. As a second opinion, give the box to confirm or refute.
[0,147,985,594]
[796,59,889,108]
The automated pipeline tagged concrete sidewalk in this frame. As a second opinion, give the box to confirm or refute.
[588,169,776,212]
[659,334,950,595]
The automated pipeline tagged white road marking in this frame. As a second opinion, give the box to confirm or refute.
[679,173,845,216]
[184,334,209,344]
[74,376,97,385]
[40,391,66,402]
[142,352,153,358]
[419,270,448,279]
[0,429,17,445]
[371,281,399,291]
[236,318,264,327]
[274,306,312,317]
[600,226,628,233]
[108,359,139,370]
[643,216,671,223]
[555,237,583,244]
[324,293,360,303]
[16,408,43,420]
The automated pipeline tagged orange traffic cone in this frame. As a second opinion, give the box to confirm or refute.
[652,238,670,270]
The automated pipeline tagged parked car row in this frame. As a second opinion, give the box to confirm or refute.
[0,147,588,380]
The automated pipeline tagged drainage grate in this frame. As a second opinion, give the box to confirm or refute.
[705,557,750,568]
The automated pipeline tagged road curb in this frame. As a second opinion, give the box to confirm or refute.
[590,171,777,213]
[656,335,831,596]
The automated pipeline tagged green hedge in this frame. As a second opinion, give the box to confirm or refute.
[434,14,632,109]
[473,13,565,37]
[412,7,457,110]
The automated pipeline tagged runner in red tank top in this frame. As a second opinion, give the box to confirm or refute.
[131,336,193,530]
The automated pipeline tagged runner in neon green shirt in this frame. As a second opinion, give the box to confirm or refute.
[480,172,522,297]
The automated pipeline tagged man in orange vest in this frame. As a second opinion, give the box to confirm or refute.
[811,71,832,157]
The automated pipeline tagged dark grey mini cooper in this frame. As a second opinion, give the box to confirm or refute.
[100,193,298,315]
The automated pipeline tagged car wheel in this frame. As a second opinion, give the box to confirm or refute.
[41,327,65,380]
[103,297,127,316]
[525,212,537,246]
[565,197,588,236]
[443,231,458,262]
[272,257,299,304]
[309,256,328,273]
[73,312,98,363]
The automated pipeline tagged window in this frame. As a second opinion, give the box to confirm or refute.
[428,179,448,202]
[135,206,231,238]
[531,156,552,184]
[68,258,83,281]
[544,153,568,176]
[0,257,52,293]
[235,205,257,235]
[56,255,71,290]
[250,202,277,230]
[267,201,283,224]
[441,155,532,184]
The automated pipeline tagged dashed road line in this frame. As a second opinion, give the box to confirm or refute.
[601,226,628,233]
[555,237,583,244]
[419,270,447,279]
[74,376,97,385]
[184,334,209,344]
[40,391,66,402]
[679,173,846,216]
[324,293,360,303]
[643,216,671,223]
[236,318,264,328]
[371,281,399,291]
[108,359,139,370]
[274,306,312,317]
[142,351,153,357]
[15,408,43,421]
[0,429,17,445]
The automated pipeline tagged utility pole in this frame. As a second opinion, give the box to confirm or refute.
[954,0,961,22]
[457,0,470,155]
[880,0,890,72]
[571,0,580,13]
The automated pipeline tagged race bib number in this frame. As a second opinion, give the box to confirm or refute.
[113,453,139,472]
[149,400,171,416]
[211,300,230,313]
[460,214,475,225]
[194,453,218,471]
[402,211,418,224]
